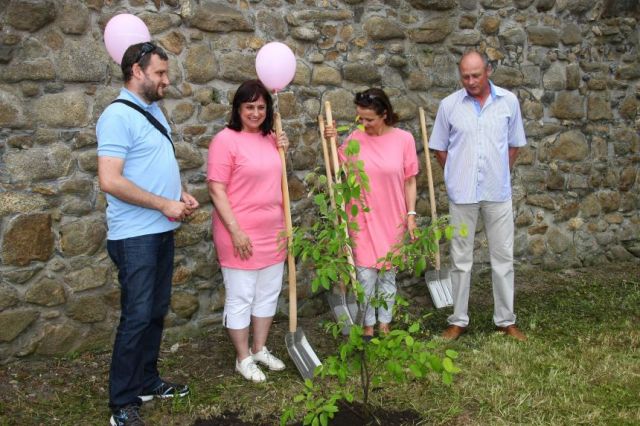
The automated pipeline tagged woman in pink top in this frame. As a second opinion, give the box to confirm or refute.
[208,80,289,383]
[325,88,419,338]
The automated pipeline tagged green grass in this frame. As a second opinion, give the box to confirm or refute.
[0,262,638,425]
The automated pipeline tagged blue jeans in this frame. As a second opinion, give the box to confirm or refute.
[107,231,174,410]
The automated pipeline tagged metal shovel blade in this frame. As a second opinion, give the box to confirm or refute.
[285,328,322,380]
[326,291,355,335]
[426,268,454,309]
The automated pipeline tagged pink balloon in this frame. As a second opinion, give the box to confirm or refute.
[255,42,297,91]
[104,14,151,65]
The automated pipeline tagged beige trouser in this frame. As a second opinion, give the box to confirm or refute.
[447,200,517,328]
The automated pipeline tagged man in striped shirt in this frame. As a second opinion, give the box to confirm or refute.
[429,49,527,342]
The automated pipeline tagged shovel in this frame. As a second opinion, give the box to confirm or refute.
[276,112,322,380]
[318,113,359,334]
[419,107,453,309]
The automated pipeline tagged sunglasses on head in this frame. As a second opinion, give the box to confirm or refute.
[134,42,156,64]
[355,92,380,105]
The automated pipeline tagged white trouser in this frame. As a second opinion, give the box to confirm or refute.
[222,262,284,329]
[356,267,396,326]
[447,200,516,328]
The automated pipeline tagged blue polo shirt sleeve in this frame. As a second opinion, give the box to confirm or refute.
[96,107,133,159]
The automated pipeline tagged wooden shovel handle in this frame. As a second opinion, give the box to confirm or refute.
[276,112,297,332]
[419,107,440,271]
[324,102,358,286]
[318,115,336,211]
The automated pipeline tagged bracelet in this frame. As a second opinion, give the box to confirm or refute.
[407,211,417,216]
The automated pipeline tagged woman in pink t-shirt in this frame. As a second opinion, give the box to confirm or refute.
[325,88,419,338]
[207,80,289,383]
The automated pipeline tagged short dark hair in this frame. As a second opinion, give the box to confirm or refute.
[227,80,274,136]
[354,88,399,125]
[121,42,168,82]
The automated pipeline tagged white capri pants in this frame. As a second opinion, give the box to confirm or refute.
[222,262,284,329]
[356,266,396,326]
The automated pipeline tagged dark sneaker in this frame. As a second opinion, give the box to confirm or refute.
[110,404,145,426]
[139,380,190,402]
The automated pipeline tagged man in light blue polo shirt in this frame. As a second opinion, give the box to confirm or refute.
[430,49,527,342]
[97,42,199,426]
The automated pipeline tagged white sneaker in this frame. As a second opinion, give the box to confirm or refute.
[250,346,286,371]
[235,356,266,382]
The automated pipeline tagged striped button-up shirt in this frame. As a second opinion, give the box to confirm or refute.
[429,82,527,204]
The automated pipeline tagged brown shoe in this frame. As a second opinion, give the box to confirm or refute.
[497,325,527,341]
[442,325,467,340]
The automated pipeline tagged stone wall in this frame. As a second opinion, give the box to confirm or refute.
[0,0,638,361]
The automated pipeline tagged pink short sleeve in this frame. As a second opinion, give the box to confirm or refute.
[208,129,235,184]
[403,132,419,179]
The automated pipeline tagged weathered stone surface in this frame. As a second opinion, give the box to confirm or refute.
[159,31,186,55]
[65,266,108,292]
[0,88,29,129]
[611,127,639,156]
[0,283,19,310]
[25,277,66,306]
[311,65,342,86]
[1,58,56,83]
[58,0,89,34]
[59,218,106,257]
[364,16,405,40]
[587,94,613,120]
[140,11,178,34]
[581,193,602,217]
[291,26,320,41]
[566,0,594,14]
[188,2,253,32]
[536,0,556,12]
[597,191,621,213]
[526,194,556,210]
[514,0,535,8]
[286,9,352,25]
[528,235,546,256]
[408,0,457,9]
[409,18,453,43]
[185,44,217,83]
[35,323,80,355]
[500,27,526,45]
[1,214,54,266]
[175,143,204,170]
[619,96,639,120]
[561,23,582,45]
[480,0,509,8]
[342,62,381,84]
[56,39,108,82]
[546,226,570,253]
[67,295,107,323]
[480,16,501,34]
[0,310,38,342]
[323,89,357,121]
[0,192,49,217]
[551,92,584,119]
[550,131,588,161]
[619,166,637,191]
[565,63,581,90]
[174,224,207,248]
[616,63,640,80]
[6,0,57,32]
[219,52,256,82]
[34,92,90,127]
[256,10,287,39]
[171,291,199,318]
[527,26,560,47]
[491,66,523,88]
[170,102,194,124]
[543,61,566,90]
[198,103,229,123]
[459,14,477,29]
[5,143,73,183]
[450,29,481,45]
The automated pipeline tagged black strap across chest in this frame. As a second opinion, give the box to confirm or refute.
[111,99,175,156]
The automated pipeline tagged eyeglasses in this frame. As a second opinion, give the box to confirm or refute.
[355,92,379,105]
[134,42,156,64]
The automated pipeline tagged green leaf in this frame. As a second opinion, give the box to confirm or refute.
[409,364,423,378]
[443,357,455,373]
[350,204,359,217]
[444,225,454,240]
[442,370,453,385]
[405,335,414,347]
[408,322,420,333]
[320,413,328,426]
[445,349,459,359]
[294,394,305,403]
[336,125,350,133]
